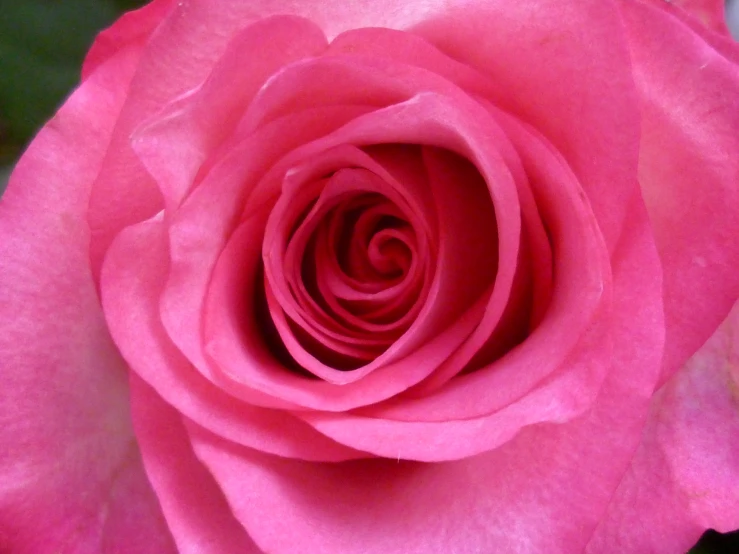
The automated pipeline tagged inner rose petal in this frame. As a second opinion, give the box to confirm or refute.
[266,165,433,373]
[207,91,522,400]
[363,111,610,421]
[150,105,376,405]
[311,198,424,331]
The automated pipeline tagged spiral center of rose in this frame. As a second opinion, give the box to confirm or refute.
[302,191,423,331]
[328,195,414,283]
[262,163,435,371]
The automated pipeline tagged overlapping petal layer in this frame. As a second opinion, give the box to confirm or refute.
[130,376,261,553]
[187,193,665,553]
[4,0,738,552]
[587,300,739,553]
[620,0,739,381]
[101,217,365,462]
[0,43,175,554]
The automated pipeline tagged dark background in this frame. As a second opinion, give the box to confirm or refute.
[0,1,737,552]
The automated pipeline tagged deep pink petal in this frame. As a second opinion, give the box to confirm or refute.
[166,53,525,410]
[159,106,373,403]
[621,0,739,381]
[89,0,306,277]
[204,213,456,411]
[413,0,641,253]
[100,216,364,462]
[587,300,739,553]
[130,375,261,553]
[189,198,663,550]
[234,49,524,138]
[131,15,327,210]
[0,52,174,553]
[262,143,497,383]
[365,112,607,421]
[182,0,451,41]
[262,148,437,377]
[209,87,521,408]
[82,0,175,79]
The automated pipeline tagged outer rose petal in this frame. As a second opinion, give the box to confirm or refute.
[82,0,175,80]
[184,0,451,40]
[412,0,641,253]
[188,195,665,553]
[620,0,739,380]
[0,50,174,553]
[586,300,739,553]
[87,0,455,276]
[131,15,328,210]
[130,375,261,554]
[88,0,317,276]
[101,217,365,462]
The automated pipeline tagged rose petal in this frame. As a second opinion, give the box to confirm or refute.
[412,0,641,253]
[185,0,451,41]
[0,50,174,553]
[262,147,436,374]
[241,57,523,351]
[82,0,174,80]
[263,143,498,383]
[403,143,530,392]
[298,188,657,460]
[205,212,452,411]
[130,375,261,553]
[158,106,374,404]
[189,200,663,550]
[208,88,520,407]
[364,111,606,421]
[131,15,327,210]
[162,53,524,409]
[621,0,739,381]
[88,0,305,277]
[586,300,739,553]
[101,215,366,463]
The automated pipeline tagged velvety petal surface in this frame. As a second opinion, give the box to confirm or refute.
[621,0,739,380]
[213,88,521,408]
[155,53,523,411]
[130,375,261,554]
[586,300,739,553]
[341,111,608,425]
[190,194,665,552]
[156,106,379,410]
[88,0,325,276]
[413,0,641,253]
[131,15,328,210]
[101,216,366,462]
[0,51,174,553]
[82,0,175,79]
[183,0,450,40]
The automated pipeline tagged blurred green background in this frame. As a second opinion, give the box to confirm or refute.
[0,1,737,552]
[0,0,146,167]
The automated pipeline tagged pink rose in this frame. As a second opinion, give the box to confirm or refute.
[2,0,738,552]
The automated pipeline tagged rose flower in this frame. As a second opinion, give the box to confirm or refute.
[1,1,738,552]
